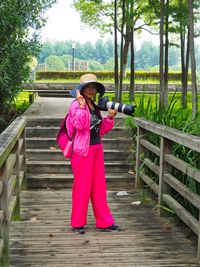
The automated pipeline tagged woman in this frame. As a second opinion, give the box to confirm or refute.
[67,73,121,234]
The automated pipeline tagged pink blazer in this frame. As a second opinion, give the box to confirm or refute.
[66,100,114,157]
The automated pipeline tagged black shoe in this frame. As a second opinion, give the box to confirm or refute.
[72,227,85,234]
[96,224,121,232]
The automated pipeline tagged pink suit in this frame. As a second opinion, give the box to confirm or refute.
[66,100,115,228]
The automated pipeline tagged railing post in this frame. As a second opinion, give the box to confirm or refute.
[135,126,145,189]
[158,137,172,216]
[22,128,27,190]
[14,139,21,219]
[0,162,10,266]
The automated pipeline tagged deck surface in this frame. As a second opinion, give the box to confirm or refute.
[10,189,200,267]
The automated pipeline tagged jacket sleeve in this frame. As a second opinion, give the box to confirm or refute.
[69,100,90,130]
[99,116,114,136]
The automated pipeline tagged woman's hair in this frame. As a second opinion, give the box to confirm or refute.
[84,98,102,119]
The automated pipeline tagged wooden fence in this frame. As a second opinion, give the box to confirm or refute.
[0,116,27,266]
[135,118,200,258]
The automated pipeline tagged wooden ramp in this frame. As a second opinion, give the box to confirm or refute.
[10,189,200,267]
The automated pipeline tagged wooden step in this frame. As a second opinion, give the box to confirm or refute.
[26,116,128,127]
[26,149,132,161]
[26,126,131,138]
[26,160,133,174]
[26,137,132,150]
[26,173,134,190]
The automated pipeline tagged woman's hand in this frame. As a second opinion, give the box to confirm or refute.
[108,108,117,118]
[76,90,86,108]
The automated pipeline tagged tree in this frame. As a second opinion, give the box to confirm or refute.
[159,0,165,110]
[119,0,125,103]
[73,0,156,101]
[89,60,104,70]
[188,0,198,118]
[104,58,114,70]
[114,0,119,101]
[170,0,190,107]
[135,42,159,69]
[44,55,66,71]
[0,0,56,121]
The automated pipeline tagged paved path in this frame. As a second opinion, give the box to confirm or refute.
[23,97,73,118]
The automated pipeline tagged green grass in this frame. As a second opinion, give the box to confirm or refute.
[14,91,32,112]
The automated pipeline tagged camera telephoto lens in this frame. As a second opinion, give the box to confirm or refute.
[98,97,136,116]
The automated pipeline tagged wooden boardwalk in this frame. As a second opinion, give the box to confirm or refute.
[10,189,200,267]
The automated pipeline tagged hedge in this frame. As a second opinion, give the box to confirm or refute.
[36,70,191,81]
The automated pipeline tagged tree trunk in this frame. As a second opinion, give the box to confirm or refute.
[114,0,119,101]
[122,26,131,78]
[188,0,198,118]
[129,2,135,102]
[119,0,125,103]
[159,0,165,110]
[164,0,169,107]
[180,24,187,107]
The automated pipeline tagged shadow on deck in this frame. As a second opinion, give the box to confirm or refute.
[10,189,200,267]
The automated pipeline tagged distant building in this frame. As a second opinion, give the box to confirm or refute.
[36,63,47,71]
[68,61,89,71]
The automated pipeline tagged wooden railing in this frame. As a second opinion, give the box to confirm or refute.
[0,116,27,266]
[135,118,200,258]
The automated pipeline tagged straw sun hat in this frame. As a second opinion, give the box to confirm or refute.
[70,73,105,98]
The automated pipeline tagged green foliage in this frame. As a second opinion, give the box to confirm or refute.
[39,39,114,65]
[38,39,200,72]
[89,60,104,70]
[0,0,56,130]
[44,55,66,71]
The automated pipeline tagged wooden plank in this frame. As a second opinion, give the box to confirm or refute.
[19,155,24,172]
[162,194,199,235]
[9,189,200,266]
[0,238,4,258]
[164,173,200,209]
[0,116,27,168]
[8,175,17,201]
[158,137,172,216]
[140,138,160,156]
[19,171,25,188]
[139,172,159,194]
[165,153,200,183]
[135,127,146,188]
[8,196,17,222]
[1,154,16,182]
[15,139,24,154]
[134,118,200,153]
[0,210,4,224]
[0,181,3,195]
[143,158,159,175]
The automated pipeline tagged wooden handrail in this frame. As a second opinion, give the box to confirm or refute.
[0,116,27,266]
[134,117,200,258]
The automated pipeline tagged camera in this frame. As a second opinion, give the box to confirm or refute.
[98,96,136,116]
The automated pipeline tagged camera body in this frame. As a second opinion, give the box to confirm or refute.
[98,96,136,116]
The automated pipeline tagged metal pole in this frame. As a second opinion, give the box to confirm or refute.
[72,42,75,70]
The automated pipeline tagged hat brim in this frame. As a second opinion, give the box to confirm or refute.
[70,82,105,98]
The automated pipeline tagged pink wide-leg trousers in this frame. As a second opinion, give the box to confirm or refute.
[70,144,114,228]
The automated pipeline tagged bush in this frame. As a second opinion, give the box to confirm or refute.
[36,70,191,82]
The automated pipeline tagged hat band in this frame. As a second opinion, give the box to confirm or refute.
[80,80,97,84]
